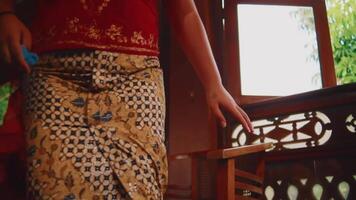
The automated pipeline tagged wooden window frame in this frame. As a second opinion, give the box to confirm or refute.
[223,0,336,104]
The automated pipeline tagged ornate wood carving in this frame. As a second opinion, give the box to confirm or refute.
[227,83,356,199]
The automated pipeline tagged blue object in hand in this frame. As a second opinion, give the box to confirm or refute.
[21,46,39,66]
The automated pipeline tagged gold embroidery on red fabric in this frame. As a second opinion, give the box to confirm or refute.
[106,25,128,43]
[131,32,156,48]
[33,17,159,54]
[65,17,80,34]
[80,0,88,10]
[80,0,112,14]
[87,26,101,40]
[63,17,158,49]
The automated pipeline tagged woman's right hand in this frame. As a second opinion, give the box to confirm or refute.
[0,13,32,73]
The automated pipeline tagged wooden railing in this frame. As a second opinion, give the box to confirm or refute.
[227,83,356,199]
[166,143,273,200]
[167,83,356,200]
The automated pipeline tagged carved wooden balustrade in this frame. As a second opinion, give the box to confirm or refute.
[166,143,273,200]
[225,83,356,199]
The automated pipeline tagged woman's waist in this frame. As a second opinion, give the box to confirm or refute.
[30,50,162,91]
[31,33,160,56]
[35,50,161,72]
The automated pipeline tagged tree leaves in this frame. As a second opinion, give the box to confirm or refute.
[0,83,12,125]
[292,0,356,84]
[327,0,356,84]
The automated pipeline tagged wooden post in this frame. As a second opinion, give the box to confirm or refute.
[216,159,235,200]
[191,157,199,200]
[256,154,266,179]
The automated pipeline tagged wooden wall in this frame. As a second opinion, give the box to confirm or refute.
[165,0,220,155]
[163,0,221,190]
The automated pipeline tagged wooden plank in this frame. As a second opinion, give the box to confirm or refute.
[164,192,192,199]
[168,150,210,161]
[235,195,259,200]
[191,158,198,200]
[166,184,192,190]
[216,159,235,200]
[224,0,242,104]
[235,181,263,194]
[313,0,337,87]
[234,0,314,6]
[235,169,263,184]
[241,83,356,118]
[264,144,356,162]
[207,143,273,159]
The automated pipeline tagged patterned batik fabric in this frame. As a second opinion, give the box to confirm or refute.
[23,50,167,200]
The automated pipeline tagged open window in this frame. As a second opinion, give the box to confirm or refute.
[222,0,336,104]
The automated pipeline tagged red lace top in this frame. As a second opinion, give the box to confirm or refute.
[30,0,159,56]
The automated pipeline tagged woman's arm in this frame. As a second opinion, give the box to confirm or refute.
[164,0,253,133]
[0,0,31,73]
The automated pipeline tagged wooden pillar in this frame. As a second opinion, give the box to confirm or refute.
[191,158,199,200]
[216,159,235,200]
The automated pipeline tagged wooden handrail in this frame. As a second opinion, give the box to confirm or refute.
[168,143,274,161]
[241,83,356,118]
[206,143,274,159]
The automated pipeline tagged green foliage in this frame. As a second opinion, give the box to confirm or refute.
[327,0,356,84]
[0,83,12,126]
[292,0,356,84]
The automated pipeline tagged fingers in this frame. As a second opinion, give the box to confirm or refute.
[211,104,227,128]
[8,35,30,73]
[235,105,254,133]
[0,44,11,64]
[225,101,253,133]
[21,29,32,50]
[212,100,253,133]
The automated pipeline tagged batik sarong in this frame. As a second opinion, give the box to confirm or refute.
[24,50,168,200]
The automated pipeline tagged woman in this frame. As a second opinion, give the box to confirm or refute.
[0,0,253,199]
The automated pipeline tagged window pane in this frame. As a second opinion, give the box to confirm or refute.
[237,5,322,96]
